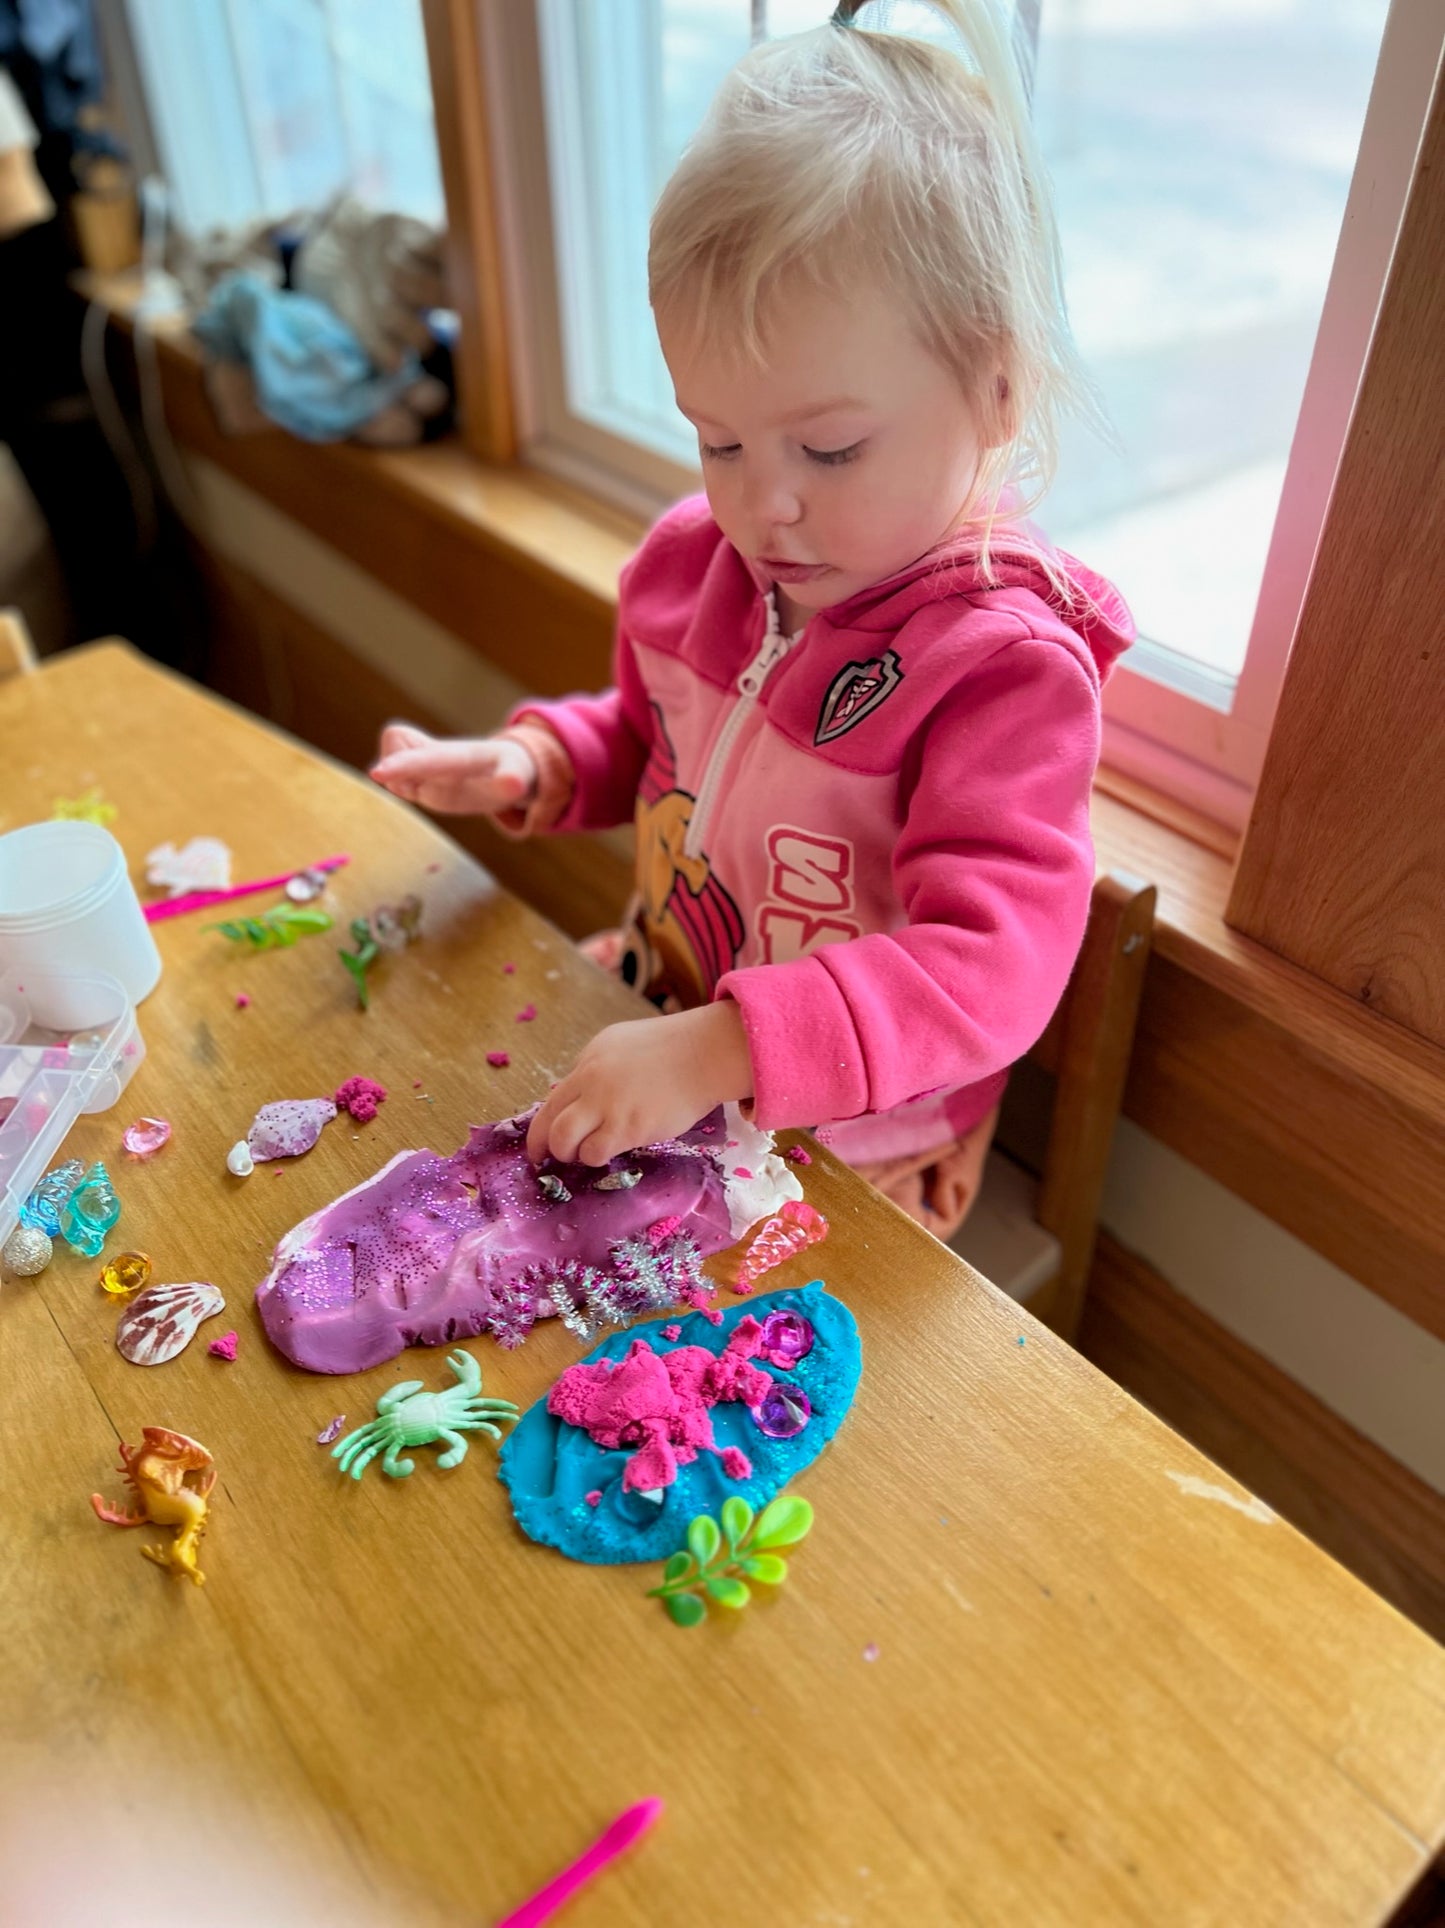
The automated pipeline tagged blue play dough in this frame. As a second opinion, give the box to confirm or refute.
[498,1280,860,1565]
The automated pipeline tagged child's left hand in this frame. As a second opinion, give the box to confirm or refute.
[525,1002,754,1167]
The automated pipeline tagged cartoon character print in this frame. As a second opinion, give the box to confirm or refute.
[619,706,745,1008]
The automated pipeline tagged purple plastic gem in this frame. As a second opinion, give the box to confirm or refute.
[752,1383,811,1439]
[758,1308,814,1370]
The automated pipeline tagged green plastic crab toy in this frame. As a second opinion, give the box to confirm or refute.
[331,1349,519,1480]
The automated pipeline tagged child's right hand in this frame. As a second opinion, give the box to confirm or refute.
[368,723,537,816]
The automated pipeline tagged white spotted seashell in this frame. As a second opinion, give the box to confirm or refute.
[227,1139,254,1177]
[117,1280,226,1366]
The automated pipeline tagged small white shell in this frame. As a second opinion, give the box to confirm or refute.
[117,1280,226,1366]
[226,1140,254,1177]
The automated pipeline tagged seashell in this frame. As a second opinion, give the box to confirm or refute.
[117,1280,226,1366]
[594,1169,641,1191]
[538,1173,571,1203]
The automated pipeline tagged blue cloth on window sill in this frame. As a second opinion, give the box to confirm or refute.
[191,270,424,444]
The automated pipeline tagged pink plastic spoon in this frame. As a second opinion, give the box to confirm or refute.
[495,1798,663,1927]
[143,854,351,923]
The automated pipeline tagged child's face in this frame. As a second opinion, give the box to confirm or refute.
[661,277,986,622]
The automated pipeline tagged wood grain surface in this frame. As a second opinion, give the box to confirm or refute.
[3,644,1444,1928]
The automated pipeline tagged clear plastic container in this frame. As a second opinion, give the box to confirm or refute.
[0,971,145,1250]
[0,821,162,1028]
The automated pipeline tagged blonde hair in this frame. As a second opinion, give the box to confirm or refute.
[649,0,1095,543]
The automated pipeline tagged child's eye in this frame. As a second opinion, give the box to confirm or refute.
[699,441,741,460]
[804,442,864,466]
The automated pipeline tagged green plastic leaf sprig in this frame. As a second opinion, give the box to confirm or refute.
[206,903,333,951]
[646,1493,814,1627]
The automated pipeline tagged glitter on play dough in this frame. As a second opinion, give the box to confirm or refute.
[122,1117,172,1159]
[99,1250,152,1296]
[247,1097,337,1160]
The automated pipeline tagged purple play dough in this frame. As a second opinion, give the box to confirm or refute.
[256,1110,739,1374]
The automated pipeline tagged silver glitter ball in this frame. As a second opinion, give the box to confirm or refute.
[2,1224,53,1277]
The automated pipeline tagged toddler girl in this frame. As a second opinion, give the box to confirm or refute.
[371,0,1132,1240]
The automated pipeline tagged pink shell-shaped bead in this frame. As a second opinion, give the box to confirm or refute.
[247,1098,338,1161]
[116,1280,226,1366]
[122,1116,172,1159]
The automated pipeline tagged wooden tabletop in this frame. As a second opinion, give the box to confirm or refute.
[3,643,1444,1928]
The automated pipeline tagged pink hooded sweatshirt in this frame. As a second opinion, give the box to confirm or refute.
[515,494,1132,1165]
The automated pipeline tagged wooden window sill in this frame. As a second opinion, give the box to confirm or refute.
[89,275,1445,1135]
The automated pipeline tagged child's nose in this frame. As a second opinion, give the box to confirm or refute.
[743,463,802,529]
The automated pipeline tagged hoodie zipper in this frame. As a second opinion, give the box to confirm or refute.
[683,596,800,861]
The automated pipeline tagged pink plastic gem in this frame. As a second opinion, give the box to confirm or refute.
[758,1308,815,1369]
[735,1200,829,1289]
[122,1116,172,1159]
[208,1329,238,1361]
[515,1004,537,1022]
[487,1051,510,1067]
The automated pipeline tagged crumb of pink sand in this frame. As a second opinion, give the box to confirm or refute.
[585,1489,602,1507]
[234,992,251,1010]
[502,961,516,974]
[208,1330,238,1361]
[487,1050,510,1067]
[720,1446,752,1481]
[334,1075,388,1123]
[784,1145,812,1165]
[646,1215,681,1246]
[515,1003,537,1022]
[661,1324,682,1342]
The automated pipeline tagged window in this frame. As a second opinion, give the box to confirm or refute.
[488,0,1440,827]
[124,0,444,235]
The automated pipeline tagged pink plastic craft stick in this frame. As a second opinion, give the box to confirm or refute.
[144,855,351,923]
[495,1798,663,1928]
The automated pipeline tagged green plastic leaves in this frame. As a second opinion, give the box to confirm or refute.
[339,896,423,1010]
[646,1492,815,1628]
[208,903,332,950]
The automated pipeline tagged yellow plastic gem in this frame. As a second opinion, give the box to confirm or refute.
[99,1250,152,1296]
[52,786,118,826]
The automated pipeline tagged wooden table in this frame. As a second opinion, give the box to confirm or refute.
[4,643,1444,1927]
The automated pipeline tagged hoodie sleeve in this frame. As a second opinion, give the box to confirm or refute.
[506,619,652,834]
[716,637,1100,1128]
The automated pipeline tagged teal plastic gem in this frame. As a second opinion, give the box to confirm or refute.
[59,1161,121,1258]
[20,1157,86,1236]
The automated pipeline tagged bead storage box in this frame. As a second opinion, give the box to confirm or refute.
[0,973,144,1251]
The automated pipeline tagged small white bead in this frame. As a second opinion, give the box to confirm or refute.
[226,1140,255,1177]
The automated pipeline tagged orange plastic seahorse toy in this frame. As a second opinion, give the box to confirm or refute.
[91,1427,217,1586]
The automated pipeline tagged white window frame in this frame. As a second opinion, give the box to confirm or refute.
[482,0,1441,829]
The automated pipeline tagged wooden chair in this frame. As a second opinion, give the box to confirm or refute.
[0,608,38,680]
[952,870,1155,1341]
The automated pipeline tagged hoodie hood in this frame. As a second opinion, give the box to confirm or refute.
[791,525,1135,684]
